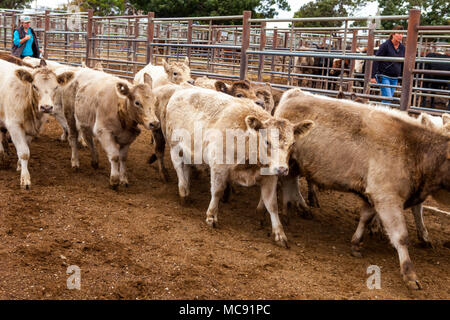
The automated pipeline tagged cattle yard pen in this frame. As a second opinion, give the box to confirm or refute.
[0,8,449,115]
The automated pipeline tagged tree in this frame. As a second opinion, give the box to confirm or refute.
[0,0,33,9]
[128,0,290,21]
[293,0,369,28]
[377,0,449,29]
[62,0,125,16]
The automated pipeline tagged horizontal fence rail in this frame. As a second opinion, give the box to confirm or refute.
[0,8,448,114]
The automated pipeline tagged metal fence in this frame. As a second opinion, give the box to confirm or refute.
[0,8,449,114]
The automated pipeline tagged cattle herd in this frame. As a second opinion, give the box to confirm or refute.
[0,52,448,291]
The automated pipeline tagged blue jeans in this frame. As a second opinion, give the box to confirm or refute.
[376,75,398,104]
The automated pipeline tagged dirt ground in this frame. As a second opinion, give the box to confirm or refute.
[0,118,448,300]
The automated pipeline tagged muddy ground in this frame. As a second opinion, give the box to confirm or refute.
[0,118,448,300]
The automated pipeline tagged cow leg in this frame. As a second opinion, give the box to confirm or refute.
[119,144,130,187]
[261,175,289,248]
[351,203,377,257]
[170,150,191,204]
[8,124,31,189]
[152,128,169,182]
[67,119,79,169]
[0,129,9,166]
[280,174,312,220]
[307,180,320,208]
[205,167,228,228]
[52,112,69,142]
[96,130,120,189]
[80,126,98,169]
[412,204,432,248]
[374,201,421,290]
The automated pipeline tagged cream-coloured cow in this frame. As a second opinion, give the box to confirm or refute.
[74,73,159,188]
[163,86,314,247]
[134,57,193,88]
[0,59,74,189]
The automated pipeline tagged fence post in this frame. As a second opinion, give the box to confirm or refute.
[270,27,278,83]
[239,10,251,80]
[147,12,154,64]
[187,19,193,63]
[85,9,93,67]
[363,23,375,95]
[11,12,15,40]
[400,9,421,111]
[257,22,266,82]
[348,29,358,92]
[43,10,49,59]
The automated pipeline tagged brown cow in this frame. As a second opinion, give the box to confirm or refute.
[164,86,314,247]
[0,59,74,188]
[74,73,159,188]
[275,88,450,289]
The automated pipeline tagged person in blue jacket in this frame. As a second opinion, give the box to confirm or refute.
[11,16,43,59]
[370,25,405,104]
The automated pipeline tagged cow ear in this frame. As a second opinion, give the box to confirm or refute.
[215,81,229,94]
[293,120,314,137]
[420,113,435,128]
[232,81,251,91]
[245,115,263,131]
[337,91,345,99]
[116,81,131,99]
[442,113,450,126]
[39,59,47,67]
[163,59,170,73]
[94,62,103,71]
[143,72,153,87]
[264,82,272,90]
[15,68,34,84]
[184,57,189,66]
[57,72,74,86]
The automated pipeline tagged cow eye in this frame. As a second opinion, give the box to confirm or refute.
[236,93,243,98]
[173,72,178,76]
[32,84,38,91]
[135,101,142,107]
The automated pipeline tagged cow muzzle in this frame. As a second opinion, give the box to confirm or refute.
[275,166,289,176]
[148,120,160,130]
[40,105,54,113]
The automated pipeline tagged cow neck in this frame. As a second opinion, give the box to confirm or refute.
[117,100,138,130]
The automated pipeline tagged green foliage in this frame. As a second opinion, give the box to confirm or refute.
[293,0,369,27]
[64,0,125,16]
[0,0,33,9]
[378,0,450,29]
[128,0,290,20]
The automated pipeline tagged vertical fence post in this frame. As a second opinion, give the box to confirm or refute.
[347,29,358,92]
[270,27,278,83]
[43,10,49,59]
[187,19,193,63]
[400,9,420,111]
[363,23,375,95]
[257,21,266,82]
[239,10,251,80]
[85,9,93,67]
[146,12,154,64]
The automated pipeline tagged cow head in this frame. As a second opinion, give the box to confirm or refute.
[15,66,74,114]
[115,73,159,130]
[255,83,275,114]
[215,80,266,110]
[162,57,194,85]
[245,115,314,176]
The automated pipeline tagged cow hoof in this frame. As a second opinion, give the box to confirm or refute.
[308,195,320,208]
[180,196,191,206]
[148,154,157,164]
[406,280,422,290]
[120,181,129,188]
[417,239,433,249]
[110,184,119,191]
[205,217,218,228]
[351,248,362,258]
[21,183,30,190]
[274,238,289,249]
[91,161,99,170]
